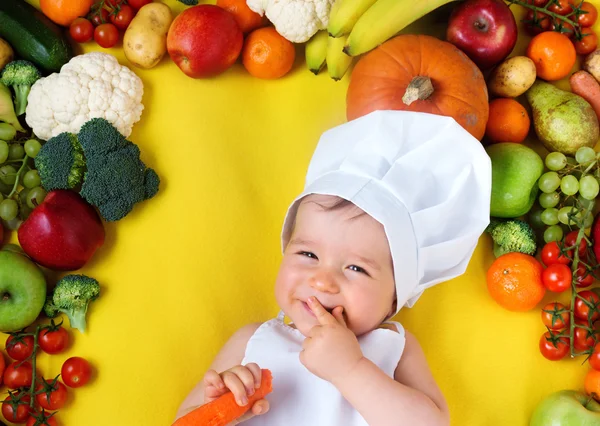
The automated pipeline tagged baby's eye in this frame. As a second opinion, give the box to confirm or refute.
[349,265,368,275]
[299,251,317,259]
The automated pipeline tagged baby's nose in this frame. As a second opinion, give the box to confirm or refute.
[309,269,340,293]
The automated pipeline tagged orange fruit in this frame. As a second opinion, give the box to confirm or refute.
[242,27,296,79]
[526,31,576,81]
[486,253,545,312]
[585,368,600,401]
[216,0,266,34]
[485,98,531,143]
[40,0,94,27]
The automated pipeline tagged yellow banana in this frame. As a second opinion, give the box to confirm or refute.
[344,0,454,57]
[327,35,353,81]
[305,30,329,75]
[327,0,379,38]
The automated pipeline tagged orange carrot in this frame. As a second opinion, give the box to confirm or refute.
[570,70,600,120]
[173,369,273,426]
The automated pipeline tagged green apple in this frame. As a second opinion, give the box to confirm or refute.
[0,250,46,332]
[530,390,600,426]
[487,143,544,218]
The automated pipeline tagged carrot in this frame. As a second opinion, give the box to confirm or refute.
[173,369,273,426]
[570,70,600,120]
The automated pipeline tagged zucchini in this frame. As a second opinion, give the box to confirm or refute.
[0,0,73,74]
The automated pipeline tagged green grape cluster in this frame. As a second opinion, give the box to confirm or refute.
[532,147,600,244]
[0,123,46,225]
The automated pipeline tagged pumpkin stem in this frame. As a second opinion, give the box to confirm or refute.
[402,76,434,106]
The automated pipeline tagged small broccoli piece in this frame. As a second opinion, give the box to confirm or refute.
[0,60,41,116]
[43,295,60,319]
[486,219,537,258]
[177,0,199,5]
[49,274,100,333]
[35,118,160,221]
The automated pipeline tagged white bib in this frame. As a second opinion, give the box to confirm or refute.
[241,313,406,425]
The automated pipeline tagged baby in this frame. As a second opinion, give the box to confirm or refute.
[175,110,491,425]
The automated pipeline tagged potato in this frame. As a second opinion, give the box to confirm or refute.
[487,56,537,98]
[123,3,173,69]
[0,38,14,71]
[583,49,600,83]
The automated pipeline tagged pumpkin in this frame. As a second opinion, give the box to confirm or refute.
[346,34,489,141]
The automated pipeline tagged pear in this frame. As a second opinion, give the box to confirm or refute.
[526,80,599,154]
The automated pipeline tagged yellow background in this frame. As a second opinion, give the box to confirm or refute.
[2,1,597,425]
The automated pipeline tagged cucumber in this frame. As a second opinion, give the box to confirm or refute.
[0,0,73,74]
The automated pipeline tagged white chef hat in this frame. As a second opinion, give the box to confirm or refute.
[281,110,491,314]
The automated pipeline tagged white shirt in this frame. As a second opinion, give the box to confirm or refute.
[241,313,406,425]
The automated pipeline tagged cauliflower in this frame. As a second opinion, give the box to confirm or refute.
[246,0,335,43]
[25,52,144,141]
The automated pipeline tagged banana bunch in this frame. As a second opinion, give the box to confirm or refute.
[305,31,354,81]
[326,0,455,57]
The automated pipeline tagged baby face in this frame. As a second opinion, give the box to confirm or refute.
[275,194,396,337]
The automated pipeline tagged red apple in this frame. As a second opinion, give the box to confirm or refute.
[167,4,243,78]
[446,0,518,70]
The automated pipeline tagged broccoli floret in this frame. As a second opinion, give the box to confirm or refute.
[48,274,100,333]
[0,60,41,116]
[43,295,60,319]
[486,219,537,258]
[177,0,199,5]
[35,118,160,221]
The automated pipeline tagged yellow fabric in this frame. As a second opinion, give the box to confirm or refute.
[4,1,596,425]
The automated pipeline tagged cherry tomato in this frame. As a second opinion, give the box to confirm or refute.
[574,319,600,351]
[578,2,598,27]
[94,23,119,48]
[574,27,599,55]
[3,361,33,389]
[36,379,68,411]
[106,0,125,6]
[541,302,570,330]
[549,0,573,15]
[128,0,152,9]
[526,0,549,5]
[525,9,552,35]
[26,413,57,426]
[61,357,92,388]
[90,8,110,26]
[0,352,4,382]
[5,335,34,361]
[575,264,594,288]
[542,263,572,292]
[551,19,575,37]
[110,4,135,30]
[69,17,94,43]
[541,241,571,266]
[565,230,588,257]
[574,290,600,321]
[539,331,570,360]
[2,394,33,424]
[38,327,69,355]
[590,343,600,370]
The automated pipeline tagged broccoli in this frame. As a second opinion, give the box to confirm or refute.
[43,274,100,333]
[177,0,199,4]
[0,60,41,116]
[35,118,160,221]
[486,219,537,258]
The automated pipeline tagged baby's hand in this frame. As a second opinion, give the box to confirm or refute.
[300,297,364,385]
[203,363,270,423]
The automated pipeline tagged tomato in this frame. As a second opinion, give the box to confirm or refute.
[36,379,68,411]
[26,413,57,426]
[551,19,575,37]
[539,331,570,360]
[110,4,135,30]
[574,290,600,321]
[61,357,92,388]
[541,241,571,266]
[542,263,572,292]
[541,302,570,330]
[6,335,34,361]
[2,394,32,424]
[106,0,125,6]
[69,18,94,43]
[90,8,110,26]
[3,361,33,389]
[94,23,119,48]
[527,0,549,5]
[525,10,552,36]
[549,0,573,15]
[574,319,600,351]
[575,264,594,288]
[128,0,152,9]
[0,351,5,381]
[574,27,599,55]
[565,230,588,257]
[578,2,598,27]
[38,326,69,355]
[590,343,600,370]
